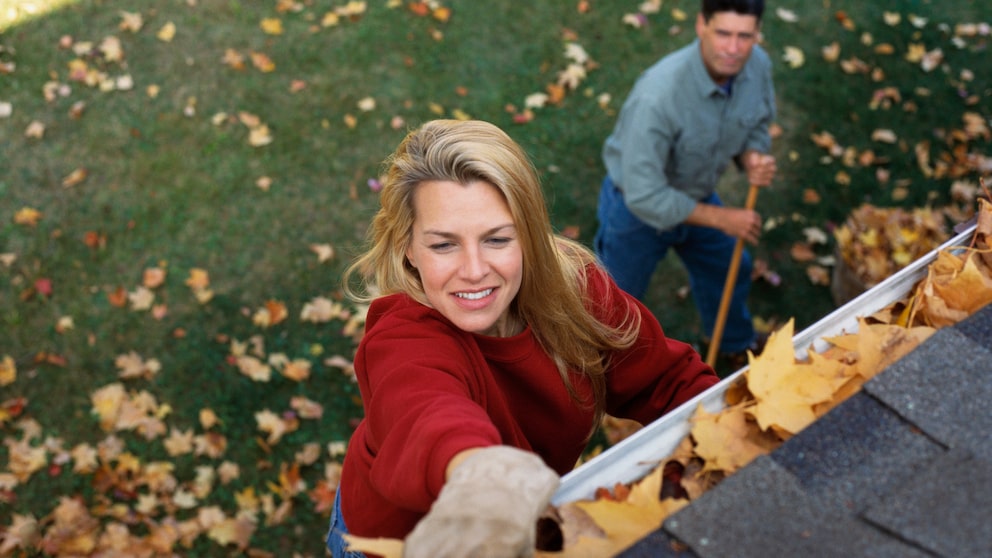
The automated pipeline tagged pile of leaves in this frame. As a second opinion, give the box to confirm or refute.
[833,203,950,288]
[784,8,991,295]
[343,196,992,557]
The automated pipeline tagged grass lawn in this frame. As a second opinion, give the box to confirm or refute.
[1,0,989,555]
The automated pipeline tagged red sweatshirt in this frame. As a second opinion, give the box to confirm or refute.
[339,266,718,539]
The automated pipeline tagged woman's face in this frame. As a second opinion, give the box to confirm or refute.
[405,179,523,337]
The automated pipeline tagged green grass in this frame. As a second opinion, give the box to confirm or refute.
[1,0,990,555]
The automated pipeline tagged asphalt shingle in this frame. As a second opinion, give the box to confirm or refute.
[619,303,992,558]
[863,326,992,461]
[861,447,992,558]
[770,391,945,514]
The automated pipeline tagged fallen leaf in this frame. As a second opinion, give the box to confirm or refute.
[25,121,45,138]
[118,11,143,32]
[309,243,335,262]
[250,51,276,72]
[782,46,805,68]
[0,356,15,387]
[280,359,311,382]
[143,267,166,288]
[260,18,283,35]
[157,22,176,42]
[61,168,88,188]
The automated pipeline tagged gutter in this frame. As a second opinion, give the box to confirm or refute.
[553,222,978,506]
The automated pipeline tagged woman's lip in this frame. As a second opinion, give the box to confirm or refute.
[452,287,496,307]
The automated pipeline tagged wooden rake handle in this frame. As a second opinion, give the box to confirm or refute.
[705,183,760,367]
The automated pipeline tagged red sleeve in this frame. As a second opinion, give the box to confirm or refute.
[354,297,503,512]
[585,266,720,424]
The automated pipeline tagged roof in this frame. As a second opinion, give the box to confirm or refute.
[619,301,992,558]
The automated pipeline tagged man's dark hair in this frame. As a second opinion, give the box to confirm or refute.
[701,0,765,21]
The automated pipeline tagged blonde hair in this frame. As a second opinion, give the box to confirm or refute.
[344,119,641,428]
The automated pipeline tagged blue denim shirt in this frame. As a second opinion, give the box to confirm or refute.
[602,38,776,231]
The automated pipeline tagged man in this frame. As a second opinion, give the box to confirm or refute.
[594,0,776,365]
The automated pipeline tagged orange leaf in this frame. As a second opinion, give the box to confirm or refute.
[309,480,337,513]
[408,2,429,17]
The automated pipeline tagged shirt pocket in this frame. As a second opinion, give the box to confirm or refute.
[720,111,766,155]
[671,137,718,185]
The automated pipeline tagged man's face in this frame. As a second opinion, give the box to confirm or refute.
[696,11,761,85]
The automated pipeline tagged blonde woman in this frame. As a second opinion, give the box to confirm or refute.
[327,119,717,557]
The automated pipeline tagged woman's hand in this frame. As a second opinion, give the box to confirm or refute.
[403,446,560,558]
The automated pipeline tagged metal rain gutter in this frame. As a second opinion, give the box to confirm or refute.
[552,222,978,506]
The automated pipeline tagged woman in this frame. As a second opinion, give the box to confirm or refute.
[327,120,718,557]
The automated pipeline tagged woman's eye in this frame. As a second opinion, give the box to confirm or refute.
[430,242,454,251]
[487,237,510,246]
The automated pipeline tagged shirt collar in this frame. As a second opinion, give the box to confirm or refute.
[690,38,750,98]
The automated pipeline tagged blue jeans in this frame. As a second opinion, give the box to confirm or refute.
[594,176,755,353]
[326,489,366,558]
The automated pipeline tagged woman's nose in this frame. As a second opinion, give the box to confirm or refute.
[460,247,488,280]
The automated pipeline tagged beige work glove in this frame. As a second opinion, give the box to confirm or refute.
[403,446,560,558]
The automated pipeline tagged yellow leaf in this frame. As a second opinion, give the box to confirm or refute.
[91,383,126,431]
[745,320,836,437]
[248,124,273,146]
[157,22,176,42]
[0,355,15,386]
[260,18,283,35]
[200,408,219,429]
[13,207,42,226]
[185,268,210,289]
[690,403,777,473]
[931,252,992,314]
